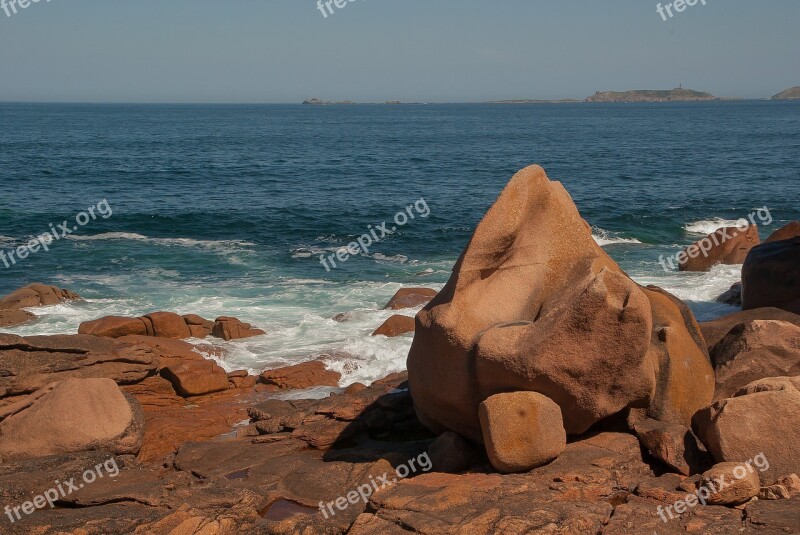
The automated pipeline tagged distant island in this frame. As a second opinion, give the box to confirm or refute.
[490,99,582,104]
[585,88,718,103]
[772,86,800,100]
[302,98,356,105]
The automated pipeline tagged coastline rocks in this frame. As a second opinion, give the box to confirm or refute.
[407,166,714,444]
[0,378,144,460]
[0,283,81,327]
[693,377,800,483]
[79,312,266,341]
[211,316,266,340]
[259,361,341,390]
[766,221,800,242]
[0,283,81,310]
[372,315,415,337]
[678,225,760,272]
[383,288,437,310]
[710,320,800,399]
[478,392,566,473]
[741,237,800,314]
[700,462,761,505]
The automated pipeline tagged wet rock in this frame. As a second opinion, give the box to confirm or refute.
[372,315,415,337]
[383,287,438,310]
[678,224,760,272]
[0,378,144,460]
[479,391,566,473]
[742,237,800,314]
[715,282,742,307]
[710,320,800,399]
[0,308,36,328]
[211,316,266,340]
[408,166,714,442]
[259,361,341,390]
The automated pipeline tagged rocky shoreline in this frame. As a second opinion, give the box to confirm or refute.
[1,166,799,533]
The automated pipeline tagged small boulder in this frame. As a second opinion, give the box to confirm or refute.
[183,314,214,338]
[700,462,761,505]
[679,225,761,272]
[383,288,438,310]
[478,391,566,473]
[79,316,149,338]
[742,237,800,314]
[144,311,192,339]
[372,315,415,337]
[633,418,710,476]
[211,316,266,341]
[710,320,800,399]
[160,360,230,397]
[427,431,484,473]
[693,378,800,483]
[0,378,144,460]
[699,307,800,351]
[259,361,341,390]
[766,222,800,242]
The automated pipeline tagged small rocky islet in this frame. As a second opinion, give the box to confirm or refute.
[1,166,799,534]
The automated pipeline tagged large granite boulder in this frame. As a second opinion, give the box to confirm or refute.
[678,225,760,272]
[699,307,800,351]
[407,166,714,443]
[741,237,800,314]
[0,378,144,460]
[766,221,800,242]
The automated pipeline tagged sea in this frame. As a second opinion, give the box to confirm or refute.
[1,101,798,386]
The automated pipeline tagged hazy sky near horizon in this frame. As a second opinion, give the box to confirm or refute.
[0,0,798,103]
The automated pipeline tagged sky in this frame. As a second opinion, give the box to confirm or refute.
[0,0,798,103]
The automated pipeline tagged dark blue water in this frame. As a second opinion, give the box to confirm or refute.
[1,101,798,381]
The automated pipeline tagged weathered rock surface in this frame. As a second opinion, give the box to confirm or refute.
[383,287,438,310]
[479,391,566,473]
[742,237,800,314]
[426,431,484,474]
[78,312,266,341]
[710,320,800,399]
[0,378,144,460]
[693,377,800,483]
[766,221,800,242]
[79,315,150,337]
[0,308,36,328]
[408,166,714,443]
[372,314,415,337]
[161,360,230,397]
[259,360,341,390]
[679,224,760,272]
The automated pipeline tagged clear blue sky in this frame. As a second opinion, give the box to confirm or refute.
[0,0,797,103]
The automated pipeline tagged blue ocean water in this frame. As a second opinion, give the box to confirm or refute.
[1,101,798,383]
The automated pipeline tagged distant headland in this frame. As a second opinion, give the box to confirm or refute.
[585,88,719,102]
[772,86,800,100]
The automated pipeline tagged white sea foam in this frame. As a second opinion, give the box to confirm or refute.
[68,232,255,249]
[684,218,749,235]
[591,227,642,246]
